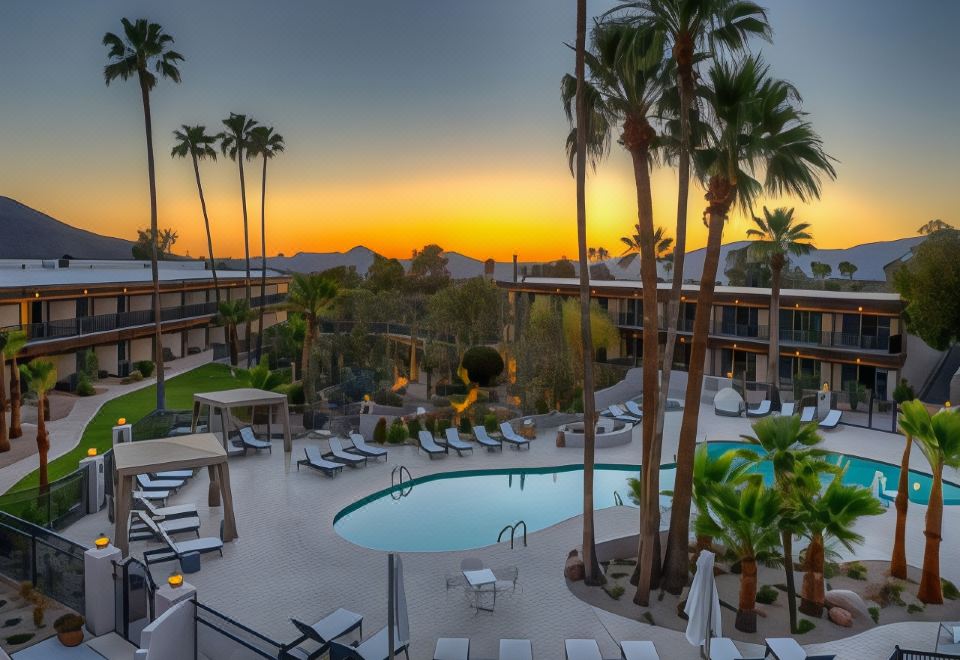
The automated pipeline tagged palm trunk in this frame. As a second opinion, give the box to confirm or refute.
[574,0,602,586]
[735,557,759,633]
[138,74,165,410]
[662,181,732,592]
[9,355,22,438]
[890,434,912,579]
[256,155,268,363]
[800,533,825,617]
[917,464,944,604]
[782,529,799,630]
[0,357,8,452]
[192,152,221,306]
[37,393,49,493]
[303,318,315,404]
[237,150,252,367]
[767,260,782,406]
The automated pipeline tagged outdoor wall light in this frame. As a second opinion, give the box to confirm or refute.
[822,382,830,392]
[795,351,800,356]
[726,372,733,379]
[34,292,39,298]
[94,534,109,550]
[168,573,184,589]
[87,448,97,457]
[83,289,88,295]
[858,306,863,312]
[856,358,861,364]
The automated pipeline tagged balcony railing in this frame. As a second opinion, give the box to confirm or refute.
[5,293,287,343]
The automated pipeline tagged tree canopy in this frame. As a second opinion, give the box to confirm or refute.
[894,229,960,350]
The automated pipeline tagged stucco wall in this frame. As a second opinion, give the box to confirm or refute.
[0,304,20,327]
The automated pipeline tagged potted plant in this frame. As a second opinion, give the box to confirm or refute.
[54,613,85,647]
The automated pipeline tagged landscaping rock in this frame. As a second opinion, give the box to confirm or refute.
[564,550,585,581]
[828,606,853,627]
[824,590,869,620]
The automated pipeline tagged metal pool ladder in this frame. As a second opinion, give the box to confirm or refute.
[390,465,413,500]
[497,520,528,549]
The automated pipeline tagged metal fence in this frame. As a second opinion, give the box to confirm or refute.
[0,511,87,614]
[195,601,286,659]
[0,469,87,530]
[890,647,960,660]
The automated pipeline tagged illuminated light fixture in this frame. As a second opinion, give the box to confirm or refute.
[94,534,110,550]
[858,306,863,312]
[680,295,686,301]
[795,351,800,356]
[118,418,126,425]
[795,303,799,308]
[83,289,88,295]
[823,382,830,392]
[945,401,952,409]
[167,572,184,589]
[123,287,127,293]
[87,448,97,457]
[733,343,737,348]
[856,358,861,364]
[680,337,686,343]
[34,292,40,298]
[913,482,921,492]
[726,371,733,379]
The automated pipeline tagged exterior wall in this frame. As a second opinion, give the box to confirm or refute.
[902,331,944,391]
[95,344,119,375]
[93,296,118,316]
[129,294,151,312]
[186,328,206,353]
[130,337,153,363]
[160,292,180,309]
[185,290,206,305]
[0,303,20,327]
[52,353,75,381]
[161,331,183,359]
[208,325,226,344]
[47,299,74,321]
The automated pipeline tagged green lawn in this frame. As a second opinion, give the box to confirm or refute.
[8,362,247,493]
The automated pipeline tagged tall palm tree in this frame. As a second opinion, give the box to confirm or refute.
[287,274,338,404]
[891,414,915,579]
[103,18,183,411]
[0,333,11,452]
[216,300,252,367]
[746,206,814,407]
[899,400,960,604]
[563,20,668,600]
[172,125,222,305]
[19,360,57,492]
[664,55,837,591]
[247,125,285,363]
[3,330,27,442]
[220,112,259,364]
[618,224,673,275]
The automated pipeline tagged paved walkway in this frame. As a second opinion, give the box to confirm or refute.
[60,406,960,659]
[0,351,215,494]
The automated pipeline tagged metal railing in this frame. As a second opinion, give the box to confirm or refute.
[0,469,87,530]
[497,520,528,549]
[195,600,286,659]
[890,647,960,660]
[391,465,413,500]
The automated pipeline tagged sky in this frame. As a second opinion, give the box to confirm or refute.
[0,1,957,262]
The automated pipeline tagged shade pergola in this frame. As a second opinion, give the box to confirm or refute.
[113,433,237,556]
[191,388,293,453]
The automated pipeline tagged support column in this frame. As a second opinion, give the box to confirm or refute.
[217,462,238,542]
[84,543,121,636]
[207,464,221,507]
[114,475,131,557]
[155,580,197,618]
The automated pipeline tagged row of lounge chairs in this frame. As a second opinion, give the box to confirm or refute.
[601,401,644,424]
[418,425,531,458]
[710,636,835,660]
[286,608,407,660]
[725,399,843,429]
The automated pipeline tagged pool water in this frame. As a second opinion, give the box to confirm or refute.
[333,442,960,552]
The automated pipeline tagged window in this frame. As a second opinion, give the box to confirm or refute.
[719,305,758,337]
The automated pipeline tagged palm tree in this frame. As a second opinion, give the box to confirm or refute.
[690,444,751,550]
[664,55,836,592]
[286,274,338,404]
[220,112,259,364]
[216,300,251,367]
[597,246,610,261]
[247,125,285,363]
[19,360,57,492]
[899,400,960,603]
[0,332,11,452]
[172,125,222,305]
[838,260,857,280]
[563,20,669,600]
[2,330,27,442]
[810,261,831,285]
[797,475,883,617]
[103,18,183,411]
[618,224,673,275]
[694,478,782,633]
[917,219,953,235]
[891,412,916,579]
[746,206,814,407]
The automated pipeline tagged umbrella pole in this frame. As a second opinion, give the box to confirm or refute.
[388,553,395,660]
[702,579,714,660]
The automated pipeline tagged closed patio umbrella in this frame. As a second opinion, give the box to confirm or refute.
[684,549,722,658]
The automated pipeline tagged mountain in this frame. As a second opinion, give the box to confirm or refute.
[261,246,379,275]
[0,196,135,260]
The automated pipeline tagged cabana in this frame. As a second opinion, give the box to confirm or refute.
[191,388,293,454]
[113,433,238,556]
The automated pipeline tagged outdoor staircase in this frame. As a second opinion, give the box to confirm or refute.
[919,344,960,404]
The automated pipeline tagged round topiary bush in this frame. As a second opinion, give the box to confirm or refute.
[406,418,421,439]
[460,346,504,387]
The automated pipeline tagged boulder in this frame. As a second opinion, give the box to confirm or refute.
[564,550,585,581]
[828,606,853,627]
[824,590,870,620]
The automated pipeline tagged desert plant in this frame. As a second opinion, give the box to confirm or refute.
[128,369,144,382]
[372,418,387,444]
[868,606,880,623]
[134,360,155,378]
[943,578,959,600]
[907,603,925,614]
[82,350,99,381]
[437,418,451,433]
[458,416,471,433]
[76,373,96,397]
[53,613,85,634]
[845,561,867,580]
[460,346,504,386]
[406,418,422,439]
[892,379,915,404]
[604,584,625,600]
[424,416,437,435]
[483,414,498,433]
[845,381,866,411]
[756,584,779,605]
[795,619,815,634]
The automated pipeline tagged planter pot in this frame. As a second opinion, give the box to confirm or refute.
[58,630,83,647]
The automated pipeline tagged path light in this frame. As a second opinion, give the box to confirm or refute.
[94,534,110,550]
[87,448,97,457]
[168,572,184,589]
[822,382,830,392]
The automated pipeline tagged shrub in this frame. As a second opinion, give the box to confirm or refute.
[437,418,451,433]
[82,350,99,381]
[458,416,471,433]
[406,419,421,439]
[76,373,95,397]
[280,382,305,405]
[5,633,33,646]
[893,379,915,404]
[868,606,880,624]
[943,578,959,600]
[134,360,155,377]
[535,398,549,414]
[53,613,85,633]
[845,381,866,411]
[460,346,504,386]
[387,419,407,444]
[483,414,498,433]
[824,561,840,579]
[756,585,779,605]
[128,369,143,382]
[878,582,905,607]
[796,619,816,634]
[373,389,403,407]
[424,416,437,435]
[906,603,924,614]
[603,585,624,600]
[845,561,867,580]
[373,418,387,444]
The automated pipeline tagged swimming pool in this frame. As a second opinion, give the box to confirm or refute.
[333,442,960,552]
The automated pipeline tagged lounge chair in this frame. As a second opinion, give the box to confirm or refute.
[565,639,602,660]
[442,428,474,456]
[499,423,531,450]
[707,637,762,660]
[131,489,169,506]
[606,404,640,423]
[764,638,835,660]
[326,438,368,467]
[418,430,447,458]
[620,640,660,660]
[137,474,185,492]
[128,512,200,542]
[289,609,363,657]
[139,513,223,566]
[151,470,194,480]
[132,493,197,520]
[297,447,345,477]
[746,400,772,417]
[819,409,842,429]
[799,406,815,423]
[472,426,503,451]
[238,426,272,454]
[349,433,388,461]
[327,626,409,660]
[780,402,796,416]
[873,472,897,508]
[624,400,645,418]
[434,638,470,660]
[499,639,532,660]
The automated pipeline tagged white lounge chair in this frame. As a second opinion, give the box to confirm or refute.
[442,428,474,456]
[137,474,185,492]
[780,402,796,416]
[128,513,201,542]
[620,640,660,660]
[297,447,345,477]
[434,638,470,660]
[289,608,363,656]
[606,404,640,423]
[349,433,388,461]
[473,426,503,451]
[139,513,223,566]
[624,400,645,418]
[499,423,531,450]
[746,400,772,417]
[819,409,842,429]
[565,639,602,660]
[799,406,816,423]
[327,438,368,467]
[238,426,272,454]
[765,638,835,660]
[151,470,193,480]
[418,430,447,458]
[327,626,409,660]
[707,637,762,660]
[133,493,197,520]
[499,639,532,660]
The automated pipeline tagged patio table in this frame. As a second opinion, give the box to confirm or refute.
[463,568,497,612]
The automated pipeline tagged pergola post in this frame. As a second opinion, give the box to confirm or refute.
[114,474,132,557]
[207,464,221,507]
[217,462,238,542]
[281,400,292,453]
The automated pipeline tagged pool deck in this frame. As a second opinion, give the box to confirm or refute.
[60,405,960,659]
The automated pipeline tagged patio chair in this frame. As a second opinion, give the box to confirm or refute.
[132,493,197,520]
[238,426,272,454]
[620,640,660,660]
[297,447,345,477]
[139,513,223,566]
[418,430,447,458]
[326,438,368,467]
[746,400,772,417]
[799,407,816,423]
[780,402,796,416]
[151,470,194,480]
[327,626,409,660]
[131,489,169,506]
[442,428,474,456]
[499,639,532,660]
[472,426,503,451]
[819,409,842,429]
[706,637,762,660]
[498,423,531,450]
[137,473,185,492]
[624,400,644,418]
[565,639,602,660]
[349,433,388,461]
[764,638,835,660]
[128,511,200,542]
[605,405,640,423]
[434,638,470,660]
[493,566,519,594]
[289,609,363,657]
[446,557,484,590]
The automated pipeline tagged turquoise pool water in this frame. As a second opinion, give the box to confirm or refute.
[333,442,960,552]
